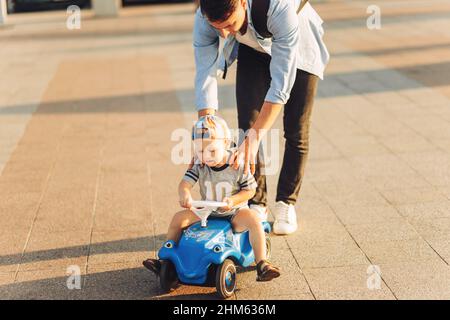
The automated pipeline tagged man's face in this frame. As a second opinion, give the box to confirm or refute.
[208,0,247,39]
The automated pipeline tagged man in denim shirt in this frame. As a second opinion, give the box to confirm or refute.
[194,0,329,235]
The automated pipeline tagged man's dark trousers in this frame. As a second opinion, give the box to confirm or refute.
[236,43,319,206]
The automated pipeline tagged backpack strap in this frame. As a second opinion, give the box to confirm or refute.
[251,0,309,39]
[251,0,272,38]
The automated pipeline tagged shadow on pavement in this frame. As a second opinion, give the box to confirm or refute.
[0,267,159,299]
[0,26,192,41]
[325,9,450,29]
[332,42,450,58]
[0,86,235,115]
[318,61,450,98]
[0,235,165,267]
[0,265,242,299]
[1,60,448,116]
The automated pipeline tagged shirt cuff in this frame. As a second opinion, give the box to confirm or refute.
[264,88,290,105]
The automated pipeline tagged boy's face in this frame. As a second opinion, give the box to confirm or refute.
[208,0,247,39]
[194,138,228,167]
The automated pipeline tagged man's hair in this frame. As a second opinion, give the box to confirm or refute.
[200,0,239,22]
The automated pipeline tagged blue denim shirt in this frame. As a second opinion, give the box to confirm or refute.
[193,0,329,111]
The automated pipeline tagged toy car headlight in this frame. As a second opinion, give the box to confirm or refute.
[213,245,223,253]
[164,241,173,249]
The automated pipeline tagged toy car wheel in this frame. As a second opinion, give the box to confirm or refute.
[215,259,237,299]
[159,260,179,293]
[265,233,272,260]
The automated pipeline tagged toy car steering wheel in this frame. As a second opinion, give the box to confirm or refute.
[191,200,227,227]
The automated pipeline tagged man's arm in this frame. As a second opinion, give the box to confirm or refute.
[231,0,299,174]
[193,9,220,115]
[248,101,283,140]
[265,0,299,106]
[248,0,299,134]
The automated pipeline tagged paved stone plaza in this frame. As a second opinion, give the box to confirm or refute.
[1,0,450,299]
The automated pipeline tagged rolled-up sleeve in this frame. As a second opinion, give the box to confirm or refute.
[193,9,220,111]
[265,0,299,105]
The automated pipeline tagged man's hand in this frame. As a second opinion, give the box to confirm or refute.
[229,101,283,174]
[198,108,216,118]
[230,132,260,175]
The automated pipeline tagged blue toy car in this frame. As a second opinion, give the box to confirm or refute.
[157,201,271,299]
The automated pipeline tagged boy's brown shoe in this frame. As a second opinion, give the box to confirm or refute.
[256,260,281,282]
[143,259,161,275]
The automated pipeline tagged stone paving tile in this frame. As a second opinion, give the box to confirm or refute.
[395,201,450,220]
[0,271,85,300]
[345,219,421,243]
[349,154,418,178]
[364,174,433,191]
[430,139,450,153]
[153,286,223,300]
[426,239,450,264]
[236,237,312,299]
[308,131,343,161]
[0,273,15,287]
[289,241,370,269]
[293,196,343,228]
[438,187,450,200]
[358,239,442,265]
[302,159,358,183]
[397,152,450,187]
[379,261,450,300]
[286,222,355,248]
[407,217,450,240]
[83,262,159,300]
[0,227,31,272]
[331,134,391,157]
[16,230,90,272]
[88,230,152,266]
[0,192,41,230]
[380,187,448,205]
[254,293,315,300]
[329,203,402,226]
[302,266,395,300]
[313,180,390,207]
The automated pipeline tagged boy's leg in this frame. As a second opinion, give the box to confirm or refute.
[232,208,280,281]
[143,209,200,275]
[166,209,200,243]
[231,208,267,262]
[236,44,271,207]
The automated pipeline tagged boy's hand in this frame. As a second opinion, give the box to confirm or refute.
[219,197,234,212]
[179,191,193,209]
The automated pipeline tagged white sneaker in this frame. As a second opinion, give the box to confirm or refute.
[249,204,268,222]
[273,201,298,235]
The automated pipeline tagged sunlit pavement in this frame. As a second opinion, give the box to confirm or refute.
[1,0,450,299]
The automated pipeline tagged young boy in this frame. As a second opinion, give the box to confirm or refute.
[143,115,280,281]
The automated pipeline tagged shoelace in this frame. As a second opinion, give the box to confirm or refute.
[276,204,290,223]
